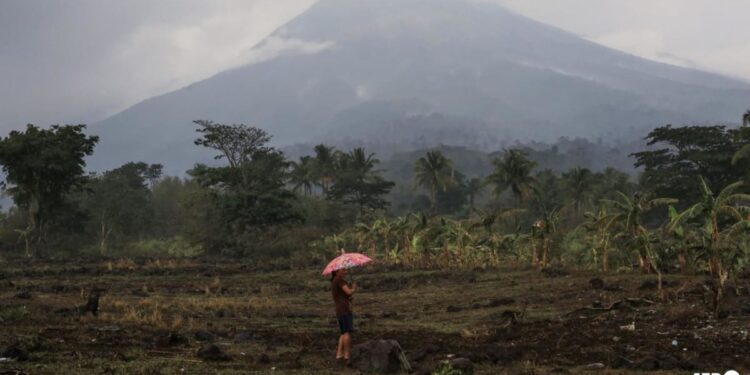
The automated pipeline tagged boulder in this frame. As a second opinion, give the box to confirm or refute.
[350,339,411,374]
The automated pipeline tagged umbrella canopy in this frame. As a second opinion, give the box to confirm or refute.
[322,252,372,276]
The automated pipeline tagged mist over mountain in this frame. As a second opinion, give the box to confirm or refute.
[91,0,750,174]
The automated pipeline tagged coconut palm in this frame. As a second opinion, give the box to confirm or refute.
[563,167,594,214]
[289,156,316,195]
[669,176,750,313]
[487,149,537,203]
[313,144,337,193]
[414,151,455,215]
[465,178,484,211]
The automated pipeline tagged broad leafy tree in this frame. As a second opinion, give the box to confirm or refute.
[632,125,750,205]
[0,124,98,256]
[82,162,161,254]
[189,121,301,254]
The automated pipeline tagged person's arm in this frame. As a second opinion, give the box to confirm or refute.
[341,281,356,297]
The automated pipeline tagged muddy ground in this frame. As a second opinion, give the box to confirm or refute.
[0,258,749,374]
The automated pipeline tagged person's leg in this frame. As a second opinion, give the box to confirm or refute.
[336,334,344,359]
[342,332,351,360]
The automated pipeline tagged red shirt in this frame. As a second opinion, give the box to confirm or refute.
[331,274,352,316]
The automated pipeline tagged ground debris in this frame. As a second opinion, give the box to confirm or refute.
[565,298,655,318]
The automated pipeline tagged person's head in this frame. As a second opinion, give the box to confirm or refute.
[330,269,347,281]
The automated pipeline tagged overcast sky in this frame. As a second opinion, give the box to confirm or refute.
[1,0,749,133]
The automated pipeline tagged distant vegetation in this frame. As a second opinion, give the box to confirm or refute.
[1,113,750,313]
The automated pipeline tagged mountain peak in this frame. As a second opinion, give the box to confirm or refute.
[91,0,750,175]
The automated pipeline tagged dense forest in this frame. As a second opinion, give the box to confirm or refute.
[1,113,750,311]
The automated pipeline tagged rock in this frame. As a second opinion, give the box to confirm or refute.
[584,362,605,370]
[589,278,604,290]
[96,325,121,332]
[2,342,30,361]
[158,332,188,347]
[194,331,214,342]
[448,357,473,374]
[350,339,411,374]
[14,291,32,300]
[197,344,231,361]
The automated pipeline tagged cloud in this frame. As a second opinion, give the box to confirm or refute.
[0,0,315,130]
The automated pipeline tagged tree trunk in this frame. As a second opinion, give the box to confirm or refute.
[542,237,550,269]
[430,185,437,216]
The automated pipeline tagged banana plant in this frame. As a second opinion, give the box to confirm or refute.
[602,191,678,272]
[670,177,750,313]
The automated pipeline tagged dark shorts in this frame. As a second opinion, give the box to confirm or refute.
[337,314,354,334]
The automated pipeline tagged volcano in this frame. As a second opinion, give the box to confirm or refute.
[91,0,750,174]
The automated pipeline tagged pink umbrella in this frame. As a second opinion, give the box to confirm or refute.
[322,252,373,276]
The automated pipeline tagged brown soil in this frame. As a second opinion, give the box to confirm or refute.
[0,259,748,374]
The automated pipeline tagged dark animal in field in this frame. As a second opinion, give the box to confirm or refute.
[54,287,106,317]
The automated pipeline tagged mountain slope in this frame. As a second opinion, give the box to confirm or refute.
[91,0,750,174]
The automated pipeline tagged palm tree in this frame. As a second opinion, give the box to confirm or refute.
[289,156,316,196]
[487,149,537,203]
[563,167,594,214]
[670,176,750,313]
[344,148,379,177]
[414,151,454,215]
[602,192,677,272]
[313,144,337,193]
[465,178,484,211]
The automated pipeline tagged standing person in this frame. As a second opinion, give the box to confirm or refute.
[331,268,356,364]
